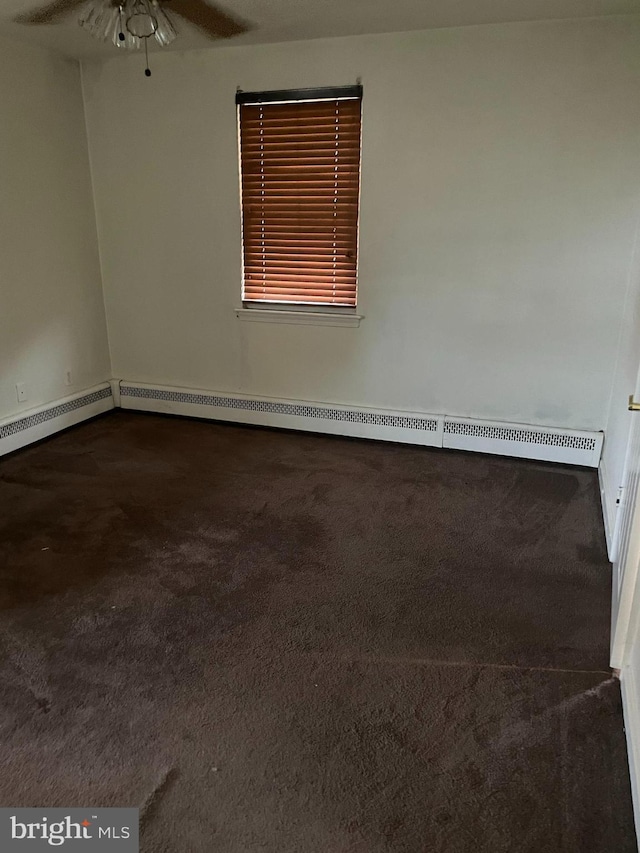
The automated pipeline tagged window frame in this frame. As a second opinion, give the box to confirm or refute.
[236,85,363,321]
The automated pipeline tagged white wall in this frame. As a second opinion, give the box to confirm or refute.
[0,37,111,422]
[82,17,640,430]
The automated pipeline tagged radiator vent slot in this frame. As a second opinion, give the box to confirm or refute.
[444,420,597,451]
[0,388,112,440]
[120,386,439,432]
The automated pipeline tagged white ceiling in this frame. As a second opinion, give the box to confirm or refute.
[1,0,640,60]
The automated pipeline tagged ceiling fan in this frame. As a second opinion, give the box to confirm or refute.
[15,0,250,74]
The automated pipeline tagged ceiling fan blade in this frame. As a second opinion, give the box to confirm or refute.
[167,0,249,39]
[14,0,95,25]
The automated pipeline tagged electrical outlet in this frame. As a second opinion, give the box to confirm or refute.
[65,369,73,386]
[16,383,27,403]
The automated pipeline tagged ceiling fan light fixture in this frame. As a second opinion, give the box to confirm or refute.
[17,0,249,51]
[78,0,176,49]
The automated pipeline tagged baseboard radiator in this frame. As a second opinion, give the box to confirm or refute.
[0,380,602,468]
[118,382,603,468]
[0,384,114,458]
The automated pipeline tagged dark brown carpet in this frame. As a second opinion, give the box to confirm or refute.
[0,411,635,851]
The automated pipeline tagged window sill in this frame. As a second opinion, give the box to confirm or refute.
[235,308,363,328]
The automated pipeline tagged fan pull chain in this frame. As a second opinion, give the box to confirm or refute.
[144,38,151,76]
[118,5,125,41]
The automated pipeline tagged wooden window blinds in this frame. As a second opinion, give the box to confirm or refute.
[237,86,362,307]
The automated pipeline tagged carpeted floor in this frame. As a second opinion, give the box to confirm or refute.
[0,411,635,851]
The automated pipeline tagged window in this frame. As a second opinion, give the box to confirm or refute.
[237,85,362,311]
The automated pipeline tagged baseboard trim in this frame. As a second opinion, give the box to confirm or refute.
[621,667,640,851]
[0,384,114,457]
[117,381,603,467]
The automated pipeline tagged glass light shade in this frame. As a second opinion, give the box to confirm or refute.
[116,26,141,50]
[79,1,140,49]
[126,0,157,39]
[78,0,115,38]
[151,2,177,47]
